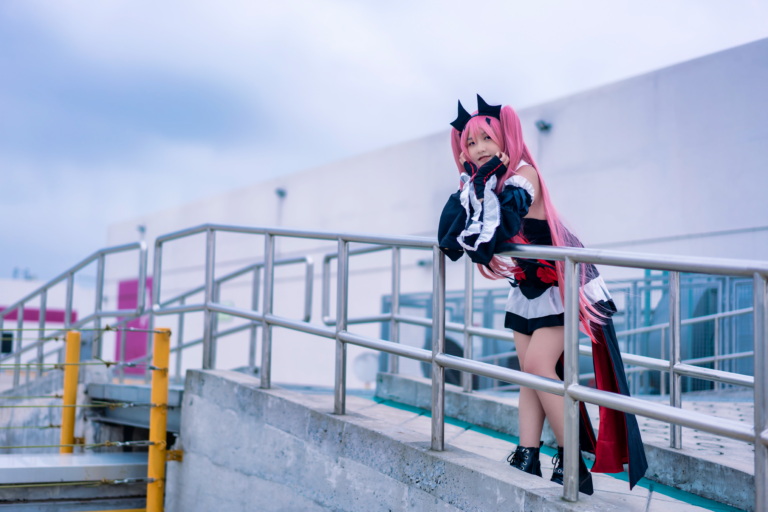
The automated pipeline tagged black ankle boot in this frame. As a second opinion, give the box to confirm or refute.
[507,445,542,477]
[550,447,594,495]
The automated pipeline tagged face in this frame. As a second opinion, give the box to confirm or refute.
[465,125,502,166]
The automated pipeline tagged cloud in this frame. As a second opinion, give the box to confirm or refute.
[1,0,767,279]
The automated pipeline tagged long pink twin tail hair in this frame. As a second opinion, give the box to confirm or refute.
[450,105,605,330]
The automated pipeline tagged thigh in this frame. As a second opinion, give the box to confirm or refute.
[512,331,532,371]
[525,326,565,379]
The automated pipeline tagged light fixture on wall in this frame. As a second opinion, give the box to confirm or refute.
[535,120,552,133]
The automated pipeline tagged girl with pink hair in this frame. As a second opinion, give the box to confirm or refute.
[438,95,648,494]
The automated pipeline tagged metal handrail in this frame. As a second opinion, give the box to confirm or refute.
[0,242,147,386]
[127,222,768,507]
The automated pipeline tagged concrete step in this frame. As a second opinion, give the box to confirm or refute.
[375,372,753,511]
[86,382,185,432]
[0,453,147,510]
[166,369,740,512]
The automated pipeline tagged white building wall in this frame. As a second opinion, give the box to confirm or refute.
[105,38,768,388]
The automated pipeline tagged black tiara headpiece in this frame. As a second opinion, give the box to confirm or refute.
[450,94,502,132]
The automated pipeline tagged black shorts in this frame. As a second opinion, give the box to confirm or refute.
[504,312,565,336]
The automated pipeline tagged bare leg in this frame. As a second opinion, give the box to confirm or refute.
[513,331,547,447]
[523,326,566,446]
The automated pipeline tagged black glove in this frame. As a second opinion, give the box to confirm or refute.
[462,160,477,176]
[472,156,507,200]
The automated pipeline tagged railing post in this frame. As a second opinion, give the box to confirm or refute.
[562,257,580,502]
[93,253,105,359]
[202,228,216,369]
[174,298,185,384]
[147,327,171,512]
[430,247,446,451]
[753,273,768,512]
[249,267,260,368]
[334,238,349,415]
[261,234,275,389]
[60,331,81,454]
[660,326,666,396]
[13,305,23,388]
[669,271,683,449]
[389,247,400,374]
[37,290,47,378]
[462,255,474,393]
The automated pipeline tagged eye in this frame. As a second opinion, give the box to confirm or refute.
[484,135,491,140]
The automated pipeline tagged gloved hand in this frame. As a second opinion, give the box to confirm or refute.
[472,155,507,200]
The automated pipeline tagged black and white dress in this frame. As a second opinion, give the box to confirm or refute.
[437,158,649,489]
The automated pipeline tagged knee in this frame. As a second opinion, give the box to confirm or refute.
[523,358,551,378]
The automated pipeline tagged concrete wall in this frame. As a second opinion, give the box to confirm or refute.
[103,38,768,387]
[0,365,122,455]
[167,369,622,512]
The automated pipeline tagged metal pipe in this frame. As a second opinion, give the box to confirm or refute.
[660,327,666,396]
[174,298,185,384]
[210,281,221,364]
[65,274,74,329]
[339,331,431,362]
[135,241,148,315]
[562,257,580,502]
[202,228,216,369]
[431,247,446,451]
[249,267,260,368]
[37,291,47,378]
[60,331,81,454]
[462,256,474,393]
[753,273,768,512]
[169,322,255,355]
[673,363,753,388]
[322,256,332,326]
[93,254,104,360]
[147,328,170,512]
[435,353,565,395]
[499,244,768,278]
[303,257,314,322]
[13,305,23,388]
[669,271,682,449]
[265,314,335,339]
[389,247,400,374]
[153,303,205,316]
[261,234,275,389]
[568,384,754,443]
[334,238,349,415]
[0,242,143,320]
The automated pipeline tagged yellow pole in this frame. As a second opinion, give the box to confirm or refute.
[147,328,170,512]
[60,331,81,454]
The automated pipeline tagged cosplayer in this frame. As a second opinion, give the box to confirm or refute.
[438,95,648,494]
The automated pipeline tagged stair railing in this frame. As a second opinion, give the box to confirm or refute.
[131,222,768,507]
[0,242,147,387]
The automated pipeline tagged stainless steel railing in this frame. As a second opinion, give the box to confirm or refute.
[5,221,766,507]
[145,222,768,507]
[0,242,147,386]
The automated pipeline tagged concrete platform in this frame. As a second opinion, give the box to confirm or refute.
[0,452,148,484]
[376,372,753,511]
[166,369,741,512]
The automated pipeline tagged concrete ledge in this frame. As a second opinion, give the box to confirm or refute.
[168,369,624,512]
[375,372,754,512]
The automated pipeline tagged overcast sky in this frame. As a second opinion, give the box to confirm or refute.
[2,0,768,281]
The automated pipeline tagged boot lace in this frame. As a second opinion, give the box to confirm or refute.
[507,448,528,467]
[551,453,563,475]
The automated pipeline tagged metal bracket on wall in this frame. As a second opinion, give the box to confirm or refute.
[166,449,183,462]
